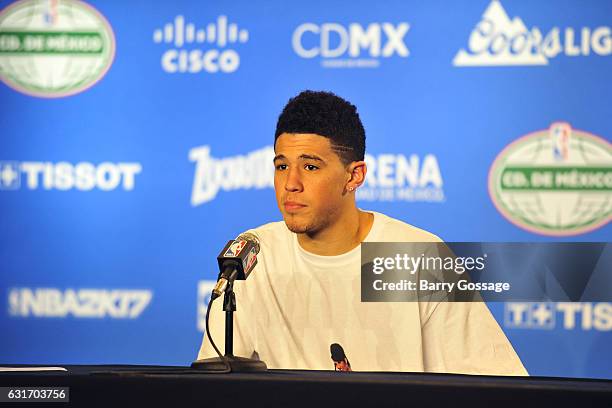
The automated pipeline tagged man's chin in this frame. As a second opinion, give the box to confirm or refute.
[283,215,313,234]
[284,221,310,234]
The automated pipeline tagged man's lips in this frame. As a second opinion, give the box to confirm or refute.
[284,201,306,212]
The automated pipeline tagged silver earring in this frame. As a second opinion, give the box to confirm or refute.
[348,186,354,191]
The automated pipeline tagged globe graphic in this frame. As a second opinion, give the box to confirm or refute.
[0,0,114,97]
[494,131,611,235]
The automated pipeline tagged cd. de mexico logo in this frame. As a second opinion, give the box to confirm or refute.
[0,0,115,98]
[488,122,611,236]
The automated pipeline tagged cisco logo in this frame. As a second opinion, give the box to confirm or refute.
[0,161,142,192]
[153,15,248,74]
[505,302,612,331]
[292,22,410,68]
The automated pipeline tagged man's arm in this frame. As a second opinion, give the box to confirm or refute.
[420,301,528,376]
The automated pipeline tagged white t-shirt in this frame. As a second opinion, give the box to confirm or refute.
[198,211,528,375]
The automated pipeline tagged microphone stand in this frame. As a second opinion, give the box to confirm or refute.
[191,280,267,372]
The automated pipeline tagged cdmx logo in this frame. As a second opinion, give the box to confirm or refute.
[0,0,115,97]
[453,0,611,66]
[504,302,612,331]
[292,22,410,68]
[153,15,249,74]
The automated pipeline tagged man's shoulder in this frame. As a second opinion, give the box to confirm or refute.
[243,221,292,272]
[245,220,291,243]
[370,211,442,243]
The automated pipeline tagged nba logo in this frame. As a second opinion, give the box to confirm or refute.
[550,122,571,161]
[225,240,247,257]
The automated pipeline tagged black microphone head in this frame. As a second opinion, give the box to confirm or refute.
[330,343,346,362]
[217,232,260,281]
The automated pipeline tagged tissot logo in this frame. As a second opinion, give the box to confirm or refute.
[505,302,612,331]
[453,0,611,66]
[0,161,20,190]
[153,15,248,74]
[292,22,410,68]
[0,161,142,191]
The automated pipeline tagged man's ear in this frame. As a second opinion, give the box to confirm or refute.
[346,160,367,191]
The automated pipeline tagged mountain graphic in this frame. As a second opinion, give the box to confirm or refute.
[453,0,548,66]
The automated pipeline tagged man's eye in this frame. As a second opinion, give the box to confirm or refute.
[305,164,319,171]
[275,164,287,170]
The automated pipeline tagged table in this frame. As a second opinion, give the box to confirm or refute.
[1,365,611,407]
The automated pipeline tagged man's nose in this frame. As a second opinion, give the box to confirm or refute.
[284,167,303,192]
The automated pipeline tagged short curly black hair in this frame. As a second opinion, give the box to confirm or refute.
[274,90,366,165]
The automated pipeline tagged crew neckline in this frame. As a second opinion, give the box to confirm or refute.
[293,211,381,265]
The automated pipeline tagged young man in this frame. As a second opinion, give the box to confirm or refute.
[198,91,527,375]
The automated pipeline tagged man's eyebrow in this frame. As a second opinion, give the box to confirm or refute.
[273,154,326,163]
[298,154,325,162]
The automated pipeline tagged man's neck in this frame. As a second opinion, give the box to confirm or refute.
[296,208,374,256]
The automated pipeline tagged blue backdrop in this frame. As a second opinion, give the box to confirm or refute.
[0,0,610,378]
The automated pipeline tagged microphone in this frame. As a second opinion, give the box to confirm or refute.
[211,233,260,300]
[191,231,267,373]
[330,343,352,371]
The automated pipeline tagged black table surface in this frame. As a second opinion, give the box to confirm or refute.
[1,365,611,407]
